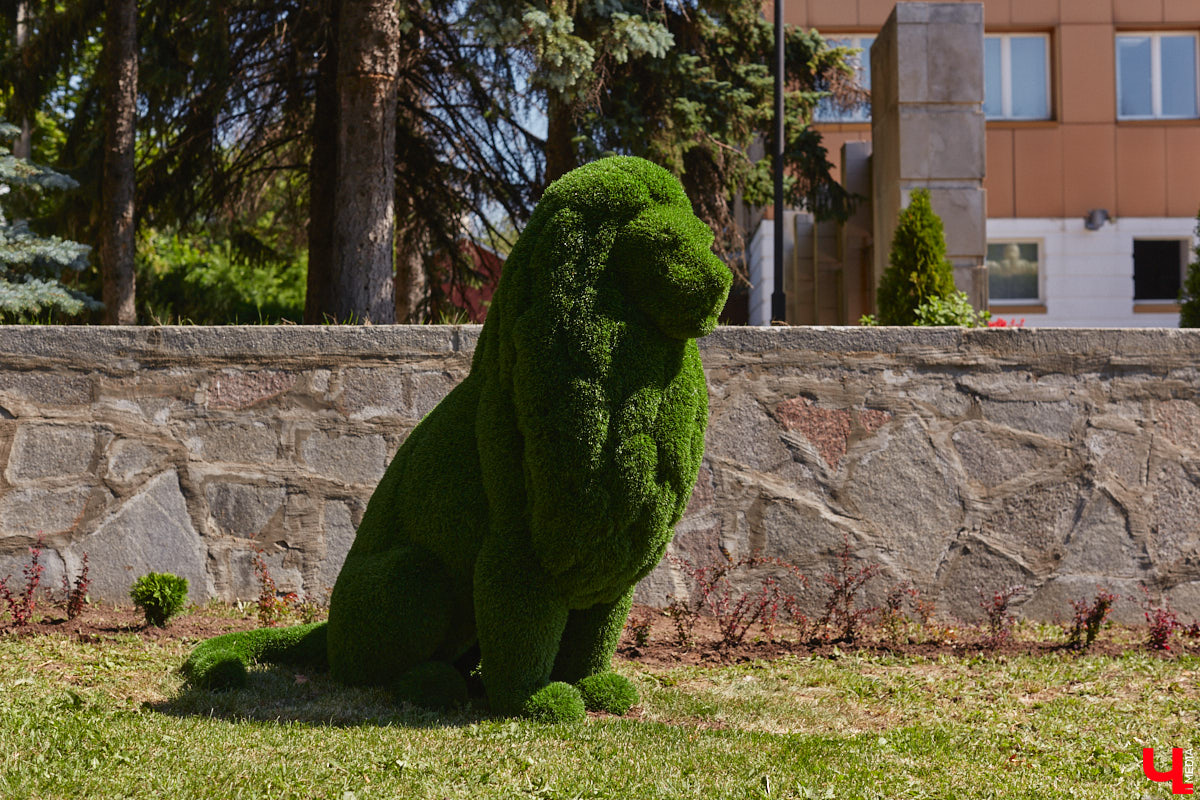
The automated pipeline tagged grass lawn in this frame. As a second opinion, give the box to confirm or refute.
[0,617,1195,799]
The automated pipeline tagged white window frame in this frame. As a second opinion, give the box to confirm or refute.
[986,238,1044,304]
[984,33,1052,120]
[1116,32,1200,120]
[813,35,874,124]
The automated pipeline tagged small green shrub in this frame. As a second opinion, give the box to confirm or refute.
[130,572,189,627]
[1179,211,1200,328]
[913,291,991,327]
[875,188,957,326]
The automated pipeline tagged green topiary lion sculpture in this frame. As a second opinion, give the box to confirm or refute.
[184,156,732,721]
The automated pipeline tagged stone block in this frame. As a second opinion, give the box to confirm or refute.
[952,421,1072,490]
[1021,575,1146,625]
[1058,492,1151,578]
[299,431,389,485]
[204,481,287,538]
[1085,427,1149,488]
[976,481,1080,574]
[1154,399,1200,454]
[0,486,94,535]
[184,421,279,464]
[1146,462,1200,568]
[978,399,1075,440]
[6,424,97,482]
[337,368,458,421]
[106,439,169,484]
[840,417,965,567]
[206,370,297,410]
[318,499,360,591]
[935,536,1036,621]
[706,395,791,473]
[64,470,211,602]
[228,547,304,602]
[894,17,983,104]
[0,372,91,408]
[0,545,66,598]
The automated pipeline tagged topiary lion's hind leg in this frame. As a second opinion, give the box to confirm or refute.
[327,544,455,687]
[392,661,469,710]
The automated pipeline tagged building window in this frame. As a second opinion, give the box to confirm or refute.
[814,36,874,123]
[1116,33,1199,119]
[984,34,1051,120]
[987,241,1041,302]
[1133,239,1188,301]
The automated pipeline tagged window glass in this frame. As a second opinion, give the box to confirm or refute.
[987,242,1039,302]
[1161,35,1198,117]
[1133,240,1185,301]
[1117,36,1154,117]
[814,36,874,123]
[983,34,1051,120]
[1010,36,1049,118]
[984,37,1003,118]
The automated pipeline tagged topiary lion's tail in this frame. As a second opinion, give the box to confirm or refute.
[182,622,328,690]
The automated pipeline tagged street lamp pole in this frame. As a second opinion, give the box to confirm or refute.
[772,0,786,324]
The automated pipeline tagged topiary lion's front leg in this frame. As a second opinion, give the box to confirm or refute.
[549,590,639,715]
[473,540,583,722]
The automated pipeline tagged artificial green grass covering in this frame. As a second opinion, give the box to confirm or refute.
[184,156,731,720]
[182,623,327,689]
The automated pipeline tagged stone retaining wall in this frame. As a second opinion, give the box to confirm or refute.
[0,326,1196,623]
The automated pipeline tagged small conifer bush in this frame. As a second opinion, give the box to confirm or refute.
[130,572,189,627]
[875,188,958,326]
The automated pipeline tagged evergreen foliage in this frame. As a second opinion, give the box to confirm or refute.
[0,122,99,321]
[129,572,189,628]
[137,228,306,324]
[184,157,731,721]
[1179,211,1200,328]
[875,189,958,326]
[477,1,864,276]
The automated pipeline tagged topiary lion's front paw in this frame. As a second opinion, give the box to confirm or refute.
[522,681,586,723]
[576,672,638,715]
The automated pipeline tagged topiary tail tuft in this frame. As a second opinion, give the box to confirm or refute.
[182,622,328,690]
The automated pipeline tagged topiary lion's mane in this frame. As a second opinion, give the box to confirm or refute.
[184,156,732,721]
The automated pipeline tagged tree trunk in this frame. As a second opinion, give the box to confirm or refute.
[394,217,427,323]
[304,0,339,324]
[13,1,31,160]
[99,0,137,325]
[544,93,576,183]
[330,0,399,323]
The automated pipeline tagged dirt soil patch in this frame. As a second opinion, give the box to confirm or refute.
[2,601,1196,663]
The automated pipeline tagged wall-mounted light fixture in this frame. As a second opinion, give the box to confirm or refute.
[1084,208,1111,231]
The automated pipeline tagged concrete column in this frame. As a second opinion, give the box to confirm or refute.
[870,2,988,309]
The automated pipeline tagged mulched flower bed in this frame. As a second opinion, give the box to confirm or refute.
[3,601,1196,663]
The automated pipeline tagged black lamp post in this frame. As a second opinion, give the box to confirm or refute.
[772,0,786,324]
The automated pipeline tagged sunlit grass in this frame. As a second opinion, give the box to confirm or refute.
[0,626,1195,799]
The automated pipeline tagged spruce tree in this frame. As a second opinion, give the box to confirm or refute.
[1179,211,1200,328]
[875,188,957,326]
[0,122,100,321]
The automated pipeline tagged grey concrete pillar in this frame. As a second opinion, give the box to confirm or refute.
[870,2,988,309]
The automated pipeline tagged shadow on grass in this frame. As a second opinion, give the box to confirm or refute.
[149,664,495,730]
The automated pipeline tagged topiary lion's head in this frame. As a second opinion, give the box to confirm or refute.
[491,156,732,341]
